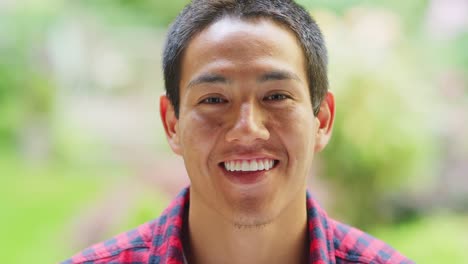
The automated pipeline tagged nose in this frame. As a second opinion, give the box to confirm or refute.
[225,102,270,144]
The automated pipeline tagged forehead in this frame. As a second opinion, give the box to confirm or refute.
[180,17,307,82]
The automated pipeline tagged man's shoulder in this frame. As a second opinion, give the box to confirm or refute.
[61,218,160,264]
[62,188,189,264]
[329,219,414,264]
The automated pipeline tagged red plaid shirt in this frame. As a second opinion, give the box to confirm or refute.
[63,187,414,264]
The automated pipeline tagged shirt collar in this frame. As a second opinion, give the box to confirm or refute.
[306,191,336,263]
[150,187,335,264]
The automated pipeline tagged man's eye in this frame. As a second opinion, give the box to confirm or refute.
[200,97,227,104]
[265,94,289,101]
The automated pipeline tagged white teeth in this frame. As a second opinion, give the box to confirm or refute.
[251,160,258,171]
[241,160,249,171]
[235,161,241,171]
[223,159,276,172]
[258,160,264,170]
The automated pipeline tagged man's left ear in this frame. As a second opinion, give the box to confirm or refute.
[314,91,335,152]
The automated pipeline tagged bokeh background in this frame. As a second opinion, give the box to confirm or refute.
[1,0,467,263]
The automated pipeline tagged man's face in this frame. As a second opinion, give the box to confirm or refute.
[161,17,333,227]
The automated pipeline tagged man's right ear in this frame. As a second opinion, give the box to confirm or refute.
[159,95,182,155]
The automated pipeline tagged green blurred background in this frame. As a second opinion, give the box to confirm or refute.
[1,0,467,263]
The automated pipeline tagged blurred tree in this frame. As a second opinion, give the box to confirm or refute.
[0,61,24,149]
[0,10,56,154]
[77,0,189,26]
[321,73,435,228]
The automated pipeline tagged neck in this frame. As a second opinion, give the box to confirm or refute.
[184,190,308,264]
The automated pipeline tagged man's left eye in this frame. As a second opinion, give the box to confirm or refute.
[264,94,289,101]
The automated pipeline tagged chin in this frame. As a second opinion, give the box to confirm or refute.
[225,197,279,229]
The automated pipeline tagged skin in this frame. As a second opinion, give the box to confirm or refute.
[160,17,335,264]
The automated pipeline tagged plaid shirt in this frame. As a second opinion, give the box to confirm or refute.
[62,187,414,264]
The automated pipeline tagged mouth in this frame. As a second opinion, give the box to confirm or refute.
[220,158,279,172]
[218,158,279,185]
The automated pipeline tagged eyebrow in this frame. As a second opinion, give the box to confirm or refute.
[187,74,228,89]
[258,70,302,83]
[186,70,302,89]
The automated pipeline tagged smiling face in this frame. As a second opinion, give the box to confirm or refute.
[161,17,334,227]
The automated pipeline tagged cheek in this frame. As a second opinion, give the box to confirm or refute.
[269,107,317,156]
[179,111,223,154]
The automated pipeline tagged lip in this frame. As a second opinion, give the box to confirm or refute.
[220,153,278,162]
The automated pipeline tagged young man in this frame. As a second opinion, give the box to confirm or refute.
[63,1,414,263]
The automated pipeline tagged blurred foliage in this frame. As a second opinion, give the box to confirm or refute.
[0,153,167,264]
[0,154,104,263]
[75,0,189,26]
[323,72,436,227]
[299,0,429,21]
[371,214,468,263]
[0,9,56,150]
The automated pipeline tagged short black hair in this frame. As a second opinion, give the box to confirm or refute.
[163,0,328,117]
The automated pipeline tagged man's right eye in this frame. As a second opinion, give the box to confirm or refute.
[200,97,227,104]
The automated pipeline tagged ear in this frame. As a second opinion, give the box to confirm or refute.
[314,91,335,153]
[160,95,182,155]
